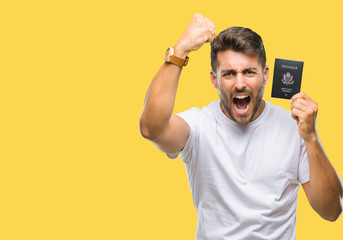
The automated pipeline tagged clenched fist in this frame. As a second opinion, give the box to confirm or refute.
[174,13,216,58]
[290,92,318,142]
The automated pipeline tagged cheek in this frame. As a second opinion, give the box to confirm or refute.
[247,78,264,92]
[219,81,234,95]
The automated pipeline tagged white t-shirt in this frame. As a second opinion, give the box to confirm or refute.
[167,100,310,240]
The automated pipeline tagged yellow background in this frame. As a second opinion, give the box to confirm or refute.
[1,0,342,239]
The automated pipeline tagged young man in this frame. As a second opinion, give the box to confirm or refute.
[140,14,342,239]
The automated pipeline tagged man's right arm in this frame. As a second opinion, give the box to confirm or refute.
[139,13,216,154]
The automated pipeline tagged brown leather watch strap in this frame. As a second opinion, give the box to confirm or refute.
[169,55,189,67]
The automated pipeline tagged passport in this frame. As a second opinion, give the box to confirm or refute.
[271,58,304,99]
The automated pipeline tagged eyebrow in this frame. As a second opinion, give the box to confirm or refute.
[221,67,258,74]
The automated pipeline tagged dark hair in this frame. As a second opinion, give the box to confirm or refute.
[210,27,266,71]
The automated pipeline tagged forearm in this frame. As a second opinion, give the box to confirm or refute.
[139,61,183,140]
[305,135,343,221]
[139,14,216,140]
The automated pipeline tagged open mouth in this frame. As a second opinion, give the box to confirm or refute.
[233,95,251,111]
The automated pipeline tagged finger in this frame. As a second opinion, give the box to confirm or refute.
[291,110,299,122]
[292,96,309,105]
[207,20,216,32]
[203,16,215,27]
[209,26,217,36]
[290,92,306,104]
[291,92,311,104]
[203,17,217,35]
[290,93,303,104]
[292,98,318,117]
[205,17,215,27]
[291,108,303,122]
[193,13,202,19]
[205,20,217,36]
[291,115,299,123]
[292,101,308,112]
[206,35,214,43]
[291,97,309,110]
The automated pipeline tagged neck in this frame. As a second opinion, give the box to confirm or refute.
[251,100,266,122]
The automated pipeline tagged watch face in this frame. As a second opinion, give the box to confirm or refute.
[164,48,170,61]
[165,47,170,56]
[164,47,174,62]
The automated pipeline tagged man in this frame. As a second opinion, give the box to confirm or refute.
[139,14,342,239]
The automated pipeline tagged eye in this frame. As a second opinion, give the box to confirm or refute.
[222,71,235,78]
[244,70,256,76]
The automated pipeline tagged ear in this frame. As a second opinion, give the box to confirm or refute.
[210,70,218,89]
[263,65,270,84]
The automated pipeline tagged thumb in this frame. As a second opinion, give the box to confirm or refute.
[291,111,299,123]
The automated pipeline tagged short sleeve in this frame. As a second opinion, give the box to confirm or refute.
[166,107,200,164]
[298,137,310,184]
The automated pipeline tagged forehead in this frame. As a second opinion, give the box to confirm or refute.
[217,49,261,71]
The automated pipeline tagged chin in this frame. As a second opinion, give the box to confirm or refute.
[232,114,252,125]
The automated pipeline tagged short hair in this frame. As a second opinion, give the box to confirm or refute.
[210,27,266,71]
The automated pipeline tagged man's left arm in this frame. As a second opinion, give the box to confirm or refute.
[291,92,343,221]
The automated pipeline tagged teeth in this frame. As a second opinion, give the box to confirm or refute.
[235,95,248,99]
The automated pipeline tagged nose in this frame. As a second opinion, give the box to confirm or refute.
[234,73,247,90]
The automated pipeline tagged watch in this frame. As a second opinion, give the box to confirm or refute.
[164,47,189,67]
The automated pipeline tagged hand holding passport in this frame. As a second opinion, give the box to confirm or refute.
[271,58,304,99]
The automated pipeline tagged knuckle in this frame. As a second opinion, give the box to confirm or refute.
[194,13,203,20]
[293,103,299,109]
[314,103,318,109]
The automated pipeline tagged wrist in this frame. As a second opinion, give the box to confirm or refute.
[173,43,190,59]
[303,132,318,144]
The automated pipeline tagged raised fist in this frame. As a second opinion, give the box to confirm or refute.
[174,13,216,57]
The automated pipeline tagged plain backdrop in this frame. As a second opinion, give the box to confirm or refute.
[1,0,342,239]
